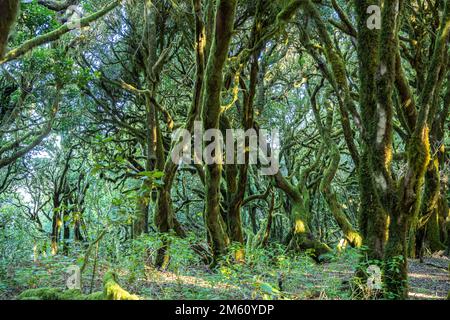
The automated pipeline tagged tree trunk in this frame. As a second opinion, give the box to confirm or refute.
[133,186,149,237]
[201,0,238,263]
[153,0,206,267]
[0,0,19,58]
[354,0,389,263]
[288,197,332,260]
[51,208,61,255]
[274,172,331,260]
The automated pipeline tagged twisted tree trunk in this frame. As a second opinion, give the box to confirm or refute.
[0,0,19,58]
[201,0,238,263]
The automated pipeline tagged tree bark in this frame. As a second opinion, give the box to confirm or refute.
[202,0,238,263]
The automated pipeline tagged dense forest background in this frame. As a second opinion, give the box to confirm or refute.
[0,0,449,300]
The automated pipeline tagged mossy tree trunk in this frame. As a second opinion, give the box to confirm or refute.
[201,0,238,263]
[309,83,362,248]
[274,170,331,260]
[50,148,74,255]
[354,0,389,264]
[154,0,207,267]
[383,0,450,299]
[222,1,266,262]
[287,194,332,259]
[354,0,448,298]
[301,0,361,169]
[420,72,450,254]
[133,1,169,238]
[0,0,19,58]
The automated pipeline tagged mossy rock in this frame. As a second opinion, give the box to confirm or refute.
[18,271,140,300]
[103,271,139,300]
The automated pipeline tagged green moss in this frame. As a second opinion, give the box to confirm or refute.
[18,272,139,300]
[276,0,302,24]
[19,288,65,300]
[20,296,43,300]
[0,0,20,58]
[84,291,105,300]
[287,200,332,260]
[18,288,104,300]
[103,272,139,300]
[426,210,447,252]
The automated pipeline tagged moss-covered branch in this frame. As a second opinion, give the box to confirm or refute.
[308,84,362,248]
[0,0,120,65]
[300,0,361,168]
[0,89,61,169]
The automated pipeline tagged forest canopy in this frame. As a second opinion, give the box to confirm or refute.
[0,0,449,301]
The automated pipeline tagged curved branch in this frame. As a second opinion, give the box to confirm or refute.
[0,0,120,65]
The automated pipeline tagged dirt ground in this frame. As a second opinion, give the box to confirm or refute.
[408,254,449,300]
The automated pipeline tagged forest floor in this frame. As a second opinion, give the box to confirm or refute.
[135,256,450,300]
[407,254,450,300]
[1,250,448,300]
